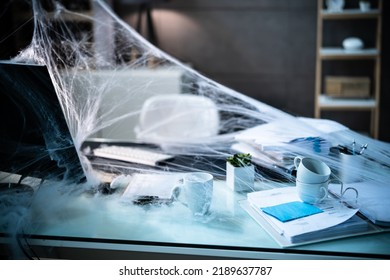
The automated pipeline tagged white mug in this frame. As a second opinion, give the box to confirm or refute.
[175,172,213,216]
[297,179,342,205]
[294,156,331,184]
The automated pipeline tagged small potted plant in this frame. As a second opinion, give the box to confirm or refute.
[226,153,254,192]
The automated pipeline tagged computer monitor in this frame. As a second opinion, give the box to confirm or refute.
[0,61,85,183]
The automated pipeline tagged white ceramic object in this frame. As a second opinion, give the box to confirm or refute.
[226,162,254,192]
[342,37,364,51]
[294,157,331,184]
[359,1,371,12]
[326,0,345,12]
[296,179,335,204]
[182,172,214,216]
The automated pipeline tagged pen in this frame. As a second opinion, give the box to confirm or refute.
[359,144,368,155]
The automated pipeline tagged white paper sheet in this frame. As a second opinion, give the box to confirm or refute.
[247,187,359,239]
[121,173,182,202]
[235,118,347,152]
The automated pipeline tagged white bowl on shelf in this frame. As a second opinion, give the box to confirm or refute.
[342,37,364,51]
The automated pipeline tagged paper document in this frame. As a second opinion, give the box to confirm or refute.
[261,201,323,222]
[298,117,348,134]
[234,118,345,152]
[247,187,359,240]
[121,173,182,203]
[235,119,316,151]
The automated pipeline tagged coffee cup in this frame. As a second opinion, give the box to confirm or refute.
[294,156,331,184]
[175,172,213,216]
[297,179,342,204]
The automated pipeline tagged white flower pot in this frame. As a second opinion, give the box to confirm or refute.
[226,162,255,192]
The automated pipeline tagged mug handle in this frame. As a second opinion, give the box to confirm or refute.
[318,186,328,202]
[294,156,302,169]
[172,178,188,207]
[172,177,213,218]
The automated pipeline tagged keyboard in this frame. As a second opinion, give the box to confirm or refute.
[93,145,174,167]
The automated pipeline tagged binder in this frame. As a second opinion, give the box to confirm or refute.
[240,187,383,247]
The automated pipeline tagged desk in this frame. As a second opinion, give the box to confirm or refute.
[1,178,389,260]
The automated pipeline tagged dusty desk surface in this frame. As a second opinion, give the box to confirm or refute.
[1,178,390,260]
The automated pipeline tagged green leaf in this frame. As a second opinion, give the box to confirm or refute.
[226,153,252,167]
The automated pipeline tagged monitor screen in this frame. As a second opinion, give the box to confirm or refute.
[0,61,85,182]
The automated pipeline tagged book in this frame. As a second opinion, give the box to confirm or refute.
[240,187,381,247]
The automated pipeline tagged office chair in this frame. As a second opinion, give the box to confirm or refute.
[135,94,220,143]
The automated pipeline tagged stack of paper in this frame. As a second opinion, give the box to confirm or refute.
[241,187,375,246]
[232,119,335,173]
[235,118,347,150]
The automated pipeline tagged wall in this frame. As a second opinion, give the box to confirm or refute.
[116,0,389,141]
[118,0,317,116]
[380,1,390,141]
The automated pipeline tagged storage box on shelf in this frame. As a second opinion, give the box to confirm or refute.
[325,76,370,98]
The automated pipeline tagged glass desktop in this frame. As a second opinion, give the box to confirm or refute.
[1,174,389,260]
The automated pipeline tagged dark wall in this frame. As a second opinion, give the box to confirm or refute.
[123,0,318,117]
[380,1,390,142]
[116,0,389,141]
[0,1,17,59]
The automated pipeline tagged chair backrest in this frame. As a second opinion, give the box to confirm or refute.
[136,94,219,142]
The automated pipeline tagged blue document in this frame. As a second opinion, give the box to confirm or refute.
[261,201,323,222]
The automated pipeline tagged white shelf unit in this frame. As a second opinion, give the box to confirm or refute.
[315,0,382,138]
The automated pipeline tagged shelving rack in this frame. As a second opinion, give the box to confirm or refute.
[315,0,382,138]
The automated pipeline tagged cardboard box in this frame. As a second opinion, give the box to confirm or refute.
[325,76,370,98]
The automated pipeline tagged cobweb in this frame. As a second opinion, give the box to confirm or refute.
[0,0,389,258]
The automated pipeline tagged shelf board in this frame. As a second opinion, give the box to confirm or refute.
[320,48,379,59]
[321,9,380,19]
[318,95,376,110]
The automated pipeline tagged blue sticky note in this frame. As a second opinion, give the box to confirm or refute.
[261,201,323,222]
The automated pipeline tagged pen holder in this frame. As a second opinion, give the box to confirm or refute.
[339,151,365,183]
